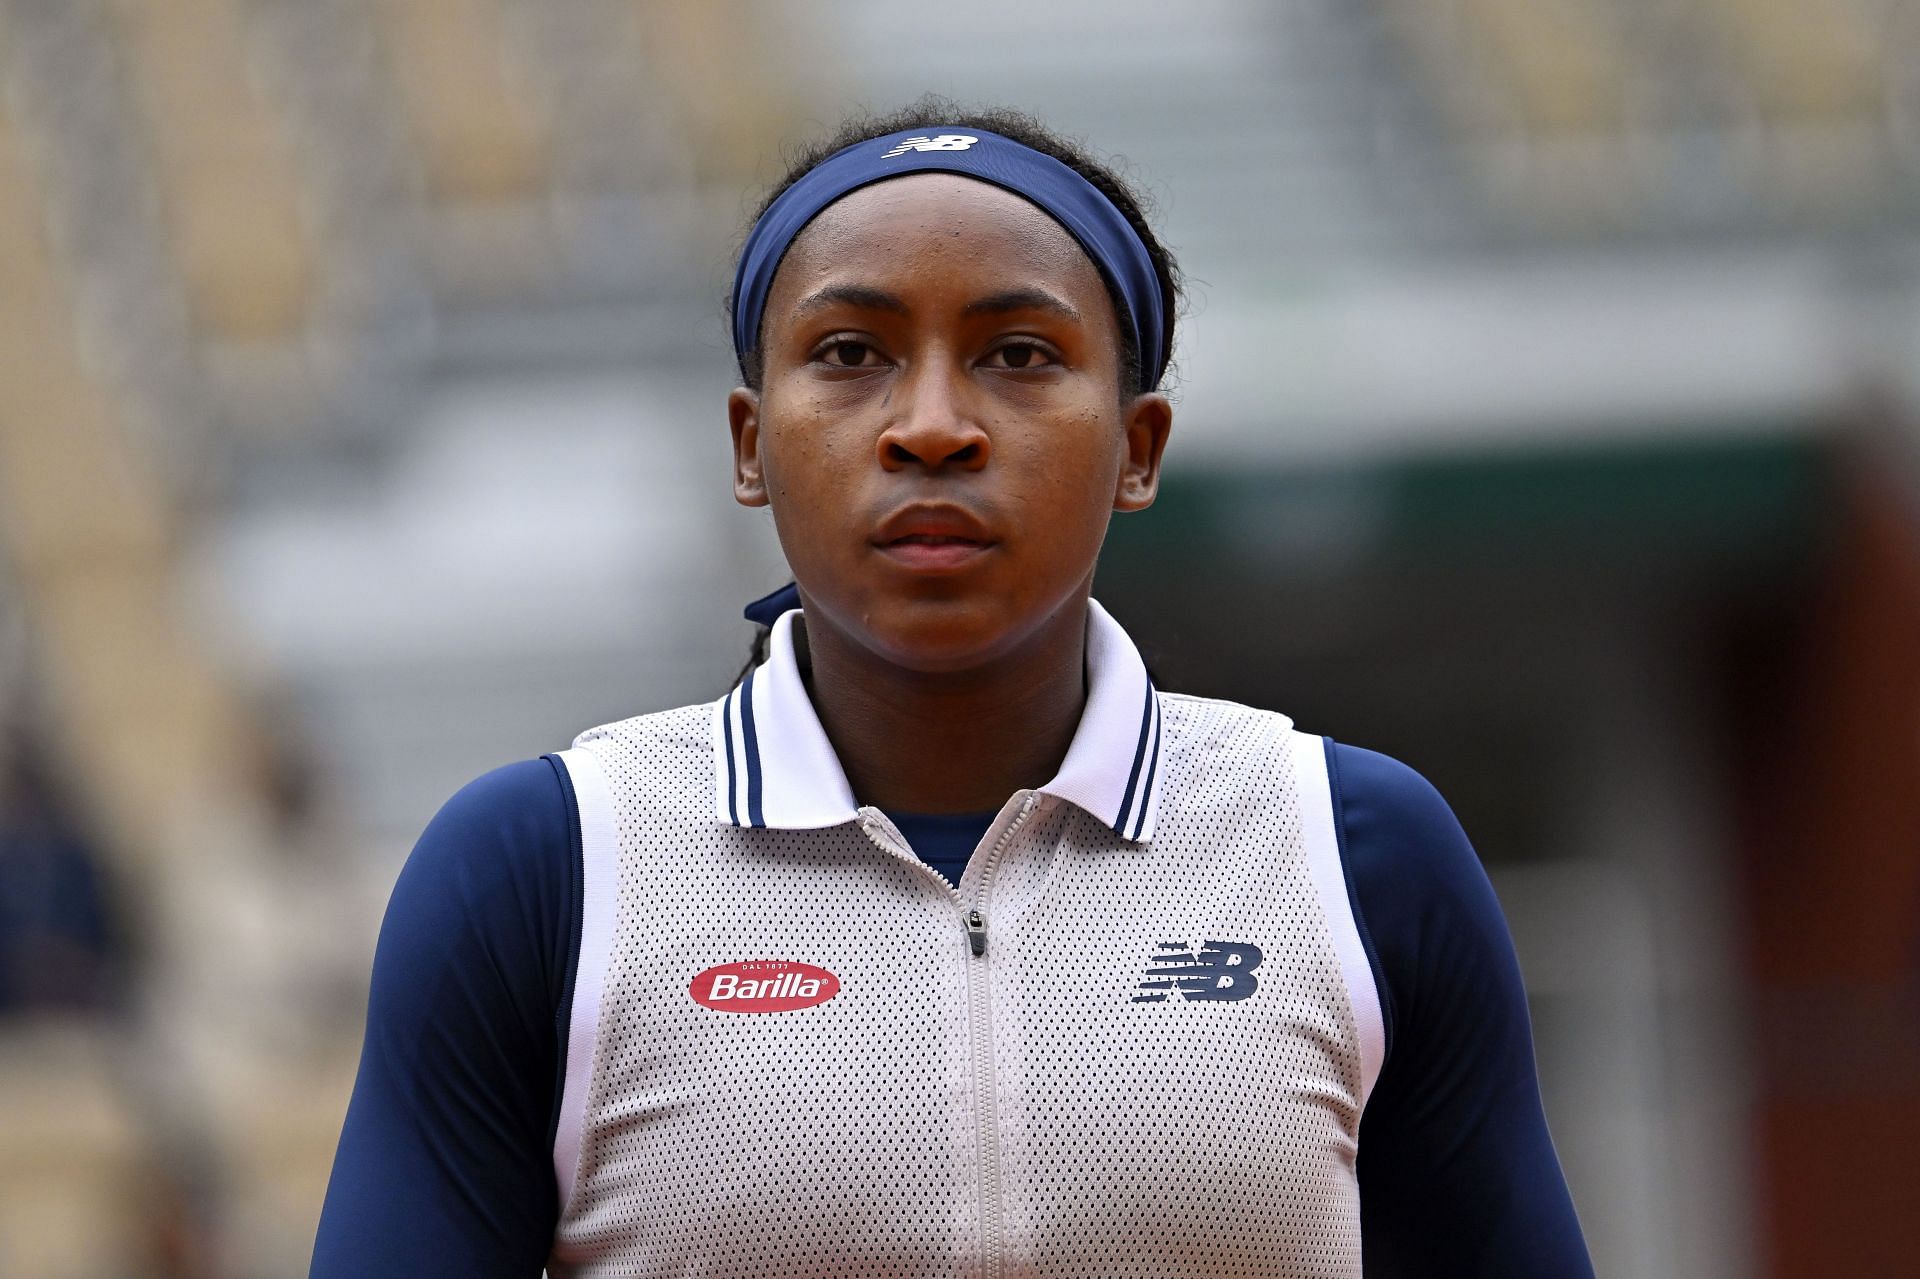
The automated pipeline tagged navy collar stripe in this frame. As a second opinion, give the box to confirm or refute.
[740,666,765,828]
[1129,689,1162,841]
[1112,678,1156,838]
[722,687,741,827]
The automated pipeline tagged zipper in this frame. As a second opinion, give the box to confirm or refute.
[966,790,1040,1279]
[857,793,1042,1277]
[963,789,1039,957]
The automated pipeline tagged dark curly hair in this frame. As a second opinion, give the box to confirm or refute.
[728,95,1183,397]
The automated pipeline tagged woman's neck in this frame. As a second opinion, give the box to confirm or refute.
[794,599,1089,815]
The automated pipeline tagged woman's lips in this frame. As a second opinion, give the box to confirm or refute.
[876,534,995,571]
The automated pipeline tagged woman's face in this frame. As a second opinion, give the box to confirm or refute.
[728,173,1171,674]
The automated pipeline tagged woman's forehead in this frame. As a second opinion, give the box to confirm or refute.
[770,173,1109,308]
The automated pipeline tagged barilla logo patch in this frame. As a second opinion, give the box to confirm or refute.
[690,960,840,1013]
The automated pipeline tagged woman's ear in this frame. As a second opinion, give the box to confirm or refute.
[729,387,769,508]
[1113,391,1172,512]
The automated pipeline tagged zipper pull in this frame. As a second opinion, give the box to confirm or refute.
[965,908,987,957]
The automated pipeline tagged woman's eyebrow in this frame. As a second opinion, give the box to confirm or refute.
[962,288,1081,322]
[791,284,909,318]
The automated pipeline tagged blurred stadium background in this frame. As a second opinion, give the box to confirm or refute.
[1,0,1917,1274]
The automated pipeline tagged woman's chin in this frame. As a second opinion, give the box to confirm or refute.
[810,588,1081,678]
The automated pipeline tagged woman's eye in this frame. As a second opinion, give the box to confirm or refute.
[988,342,1055,370]
[821,340,877,367]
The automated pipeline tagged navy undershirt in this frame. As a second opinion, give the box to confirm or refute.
[882,808,1001,889]
[312,744,1593,1277]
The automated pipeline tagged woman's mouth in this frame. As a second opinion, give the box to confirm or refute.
[876,535,995,571]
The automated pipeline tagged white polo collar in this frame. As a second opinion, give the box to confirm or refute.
[711,597,1164,841]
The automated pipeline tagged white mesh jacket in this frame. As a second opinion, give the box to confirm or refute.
[546,601,1383,1277]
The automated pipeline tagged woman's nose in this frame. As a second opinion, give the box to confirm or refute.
[877,361,990,471]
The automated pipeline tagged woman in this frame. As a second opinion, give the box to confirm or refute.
[313,102,1594,1277]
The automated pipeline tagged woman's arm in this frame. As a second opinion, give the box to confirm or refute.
[1328,742,1594,1278]
[311,757,581,1278]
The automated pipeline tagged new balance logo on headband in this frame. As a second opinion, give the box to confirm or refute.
[881,134,979,158]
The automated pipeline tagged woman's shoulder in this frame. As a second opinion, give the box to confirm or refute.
[1322,741,1476,887]
[569,696,719,758]
[1148,693,1459,814]
[555,697,736,823]
[399,690,725,904]
[402,757,578,917]
[1153,687,1297,741]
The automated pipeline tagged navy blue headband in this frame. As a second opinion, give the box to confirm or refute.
[732,127,1169,390]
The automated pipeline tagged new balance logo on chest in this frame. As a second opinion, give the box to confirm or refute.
[1131,940,1265,1002]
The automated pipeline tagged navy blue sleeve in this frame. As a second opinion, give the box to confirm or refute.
[311,756,582,1279]
[1328,742,1594,1278]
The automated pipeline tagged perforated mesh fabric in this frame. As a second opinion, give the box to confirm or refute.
[548,693,1368,1278]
